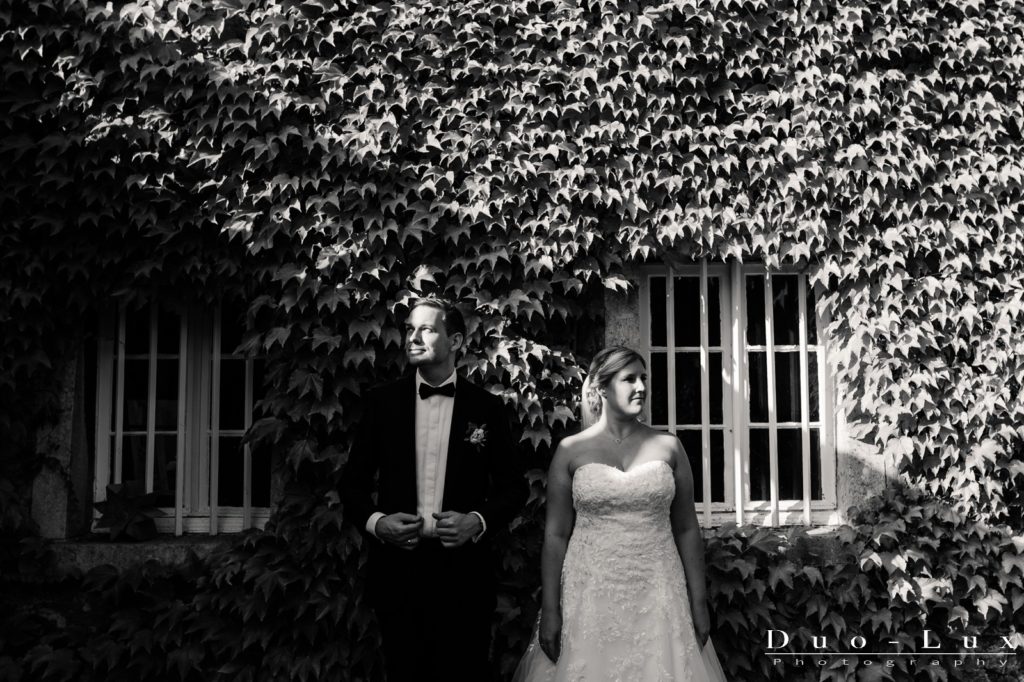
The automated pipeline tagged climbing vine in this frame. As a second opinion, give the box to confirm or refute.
[2,0,1023,679]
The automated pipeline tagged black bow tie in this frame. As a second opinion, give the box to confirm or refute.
[419,382,456,400]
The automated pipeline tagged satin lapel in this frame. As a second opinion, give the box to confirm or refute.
[442,377,471,509]
[395,374,418,512]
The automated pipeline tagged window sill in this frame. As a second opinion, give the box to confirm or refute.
[52,534,229,573]
[754,525,852,565]
[699,508,842,528]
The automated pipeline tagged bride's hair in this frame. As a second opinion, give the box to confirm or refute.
[580,346,646,429]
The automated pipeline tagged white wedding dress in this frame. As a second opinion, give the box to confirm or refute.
[514,460,728,682]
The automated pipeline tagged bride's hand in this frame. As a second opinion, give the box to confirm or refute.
[539,610,562,663]
[691,600,711,647]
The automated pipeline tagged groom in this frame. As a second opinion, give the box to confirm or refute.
[342,297,527,682]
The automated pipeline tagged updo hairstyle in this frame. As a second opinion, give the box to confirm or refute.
[580,346,646,428]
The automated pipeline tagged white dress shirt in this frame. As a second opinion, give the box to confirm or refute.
[366,370,486,541]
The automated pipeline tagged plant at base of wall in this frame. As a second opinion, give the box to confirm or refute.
[92,483,166,542]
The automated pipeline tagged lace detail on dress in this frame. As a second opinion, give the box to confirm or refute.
[544,460,704,682]
[512,460,725,682]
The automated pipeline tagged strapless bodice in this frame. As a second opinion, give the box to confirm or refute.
[566,460,680,587]
[572,459,676,525]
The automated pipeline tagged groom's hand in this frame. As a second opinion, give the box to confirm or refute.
[433,511,482,548]
[375,513,423,550]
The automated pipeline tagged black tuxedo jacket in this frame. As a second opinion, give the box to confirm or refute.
[341,374,527,605]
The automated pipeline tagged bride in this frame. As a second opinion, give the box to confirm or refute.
[514,346,728,682]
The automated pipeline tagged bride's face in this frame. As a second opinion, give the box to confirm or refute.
[604,360,648,418]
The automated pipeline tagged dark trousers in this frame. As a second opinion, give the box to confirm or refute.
[373,540,494,682]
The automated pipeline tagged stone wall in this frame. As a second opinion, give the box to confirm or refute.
[30,340,91,539]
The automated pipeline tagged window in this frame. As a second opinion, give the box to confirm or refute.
[94,303,271,535]
[641,262,837,526]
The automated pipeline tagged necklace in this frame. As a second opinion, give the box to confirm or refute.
[605,424,639,445]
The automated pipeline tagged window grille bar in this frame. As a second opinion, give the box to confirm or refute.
[640,275,652,424]
[94,312,115,504]
[665,270,677,437]
[798,276,812,524]
[699,261,712,524]
[764,274,780,527]
[730,262,745,526]
[243,357,254,529]
[174,314,188,536]
[210,307,222,536]
[719,271,735,512]
[817,291,837,506]
[114,306,127,485]
[190,315,210,531]
[145,305,158,493]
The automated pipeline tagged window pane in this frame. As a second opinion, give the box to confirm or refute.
[218,436,244,507]
[749,428,769,501]
[124,306,151,355]
[106,435,117,486]
[709,352,723,425]
[121,435,147,488]
[809,352,820,421]
[676,430,702,503]
[772,274,800,345]
[221,302,245,356]
[252,441,272,508]
[157,307,181,355]
[155,359,179,430]
[710,429,724,503]
[777,429,803,500]
[811,429,822,501]
[219,360,246,430]
[748,352,768,423]
[650,352,668,425]
[675,352,701,425]
[745,276,766,345]
[774,352,801,423]
[253,359,267,405]
[708,276,721,346]
[650,276,667,346]
[807,283,818,344]
[109,360,118,432]
[674,430,725,504]
[123,359,149,431]
[153,435,177,507]
[673,276,700,347]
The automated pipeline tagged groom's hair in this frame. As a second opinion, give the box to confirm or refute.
[409,297,467,338]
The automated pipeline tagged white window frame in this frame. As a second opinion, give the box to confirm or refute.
[94,302,271,535]
[639,261,838,526]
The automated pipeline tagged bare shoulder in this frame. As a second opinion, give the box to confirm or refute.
[551,426,602,469]
[551,430,587,462]
[546,439,576,483]
[640,427,683,453]
[637,427,688,468]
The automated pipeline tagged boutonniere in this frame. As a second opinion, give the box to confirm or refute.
[464,422,488,451]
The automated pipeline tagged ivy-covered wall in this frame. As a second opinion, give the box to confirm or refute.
[2,0,1023,680]
[3,0,1022,518]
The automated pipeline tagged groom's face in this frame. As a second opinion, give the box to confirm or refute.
[405,305,462,369]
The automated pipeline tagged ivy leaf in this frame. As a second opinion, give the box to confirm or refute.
[288,369,323,400]
[974,590,1008,619]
